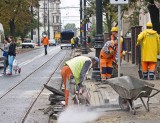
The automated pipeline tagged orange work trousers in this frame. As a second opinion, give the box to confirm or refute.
[100,50,113,79]
[61,65,72,106]
[142,61,156,72]
[142,61,156,79]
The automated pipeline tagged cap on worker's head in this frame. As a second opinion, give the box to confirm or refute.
[92,57,99,63]
[146,22,152,27]
[111,27,118,32]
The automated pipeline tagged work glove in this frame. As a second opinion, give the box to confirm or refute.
[109,50,114,55]
[122,51,126,55]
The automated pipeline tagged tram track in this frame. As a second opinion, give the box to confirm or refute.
[0,48,72,123]
[0,50,62,100]
[21,50,70,123]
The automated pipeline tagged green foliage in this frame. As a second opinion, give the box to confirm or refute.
[0,0,39,38]
[86,0,160,33]
[91,22,96,37]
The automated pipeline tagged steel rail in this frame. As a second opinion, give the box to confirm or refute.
[21,50,70,123]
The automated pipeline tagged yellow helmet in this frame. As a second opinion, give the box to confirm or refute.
[111,27,118,32]
[146,22,152,27]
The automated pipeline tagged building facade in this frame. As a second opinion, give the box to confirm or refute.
[33,0,61,43]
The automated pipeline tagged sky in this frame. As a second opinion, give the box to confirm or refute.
[60,0,80,28]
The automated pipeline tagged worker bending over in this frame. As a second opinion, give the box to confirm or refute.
[61,56,99,106]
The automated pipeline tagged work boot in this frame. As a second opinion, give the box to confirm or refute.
[149,71,154,80]
[101,76,107,84]
[143,72,148,80]
[149,75,154,80]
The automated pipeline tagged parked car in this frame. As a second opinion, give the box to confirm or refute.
[49,39,56,46]
[22,40,36,48]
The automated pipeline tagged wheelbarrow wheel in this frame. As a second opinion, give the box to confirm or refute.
[118,96,132,111]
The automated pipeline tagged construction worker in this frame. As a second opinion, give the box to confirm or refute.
[61,56,99,106]
[42,34,49,55]
[71,37,75,49]
[137,22,160,80]
[100,40,115,81]
[110,27,124,63]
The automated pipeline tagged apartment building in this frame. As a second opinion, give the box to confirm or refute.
[33,0,61,42]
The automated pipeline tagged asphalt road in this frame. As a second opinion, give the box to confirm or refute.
[0,46,72,123]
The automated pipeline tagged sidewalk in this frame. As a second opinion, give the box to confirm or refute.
[80,48,160,123]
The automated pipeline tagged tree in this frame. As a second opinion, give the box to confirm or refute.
[64,23,76,30]
[0,0,39,37]
[86,0,160,34]
[147,0,160,33]
[86,0,128,33]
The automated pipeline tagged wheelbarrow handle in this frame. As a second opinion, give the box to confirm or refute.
[145,85,160,98]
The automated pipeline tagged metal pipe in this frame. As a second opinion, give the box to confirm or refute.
[118,5,121,77]
[80,0,82,44]
[44,0,46,32]
[96,0,102,34]
[38,4,40,46]
[48,0,50,39]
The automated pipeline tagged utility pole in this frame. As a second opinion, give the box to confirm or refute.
[81,0,88,54]
[38,4,40,46]
[92,0,103,81]
[48,0,50,39]
[80,0,82,44]
[31,5,33,40]
[110,0,129,77]
[44,0,46,33]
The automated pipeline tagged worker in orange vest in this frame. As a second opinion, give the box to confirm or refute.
[100,40,115,81]
[42,34,49,55]
[110,27,125,63]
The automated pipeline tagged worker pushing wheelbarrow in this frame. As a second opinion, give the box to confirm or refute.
[107,76,160,115]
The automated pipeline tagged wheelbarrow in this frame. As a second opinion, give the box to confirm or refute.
[106,76,160,114]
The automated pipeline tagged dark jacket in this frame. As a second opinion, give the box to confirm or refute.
[8,43,16,56]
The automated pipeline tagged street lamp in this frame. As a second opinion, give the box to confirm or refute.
[44,0,46,33]
[92,0,103,81]
[38,4,40,46]
[81,0,88,54]
[47,0,50,39]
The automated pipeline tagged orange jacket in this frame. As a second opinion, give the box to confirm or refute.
[42,37,49,45]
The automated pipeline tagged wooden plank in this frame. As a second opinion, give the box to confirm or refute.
[90,82,100,106]
[85,81,96,106]
[94,84,104,105]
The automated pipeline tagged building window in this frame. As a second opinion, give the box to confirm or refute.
[44,15,47,23]
[56,3,59,10]
[44,3,47,9]
[56,16,59,23]
[53,16,55,23]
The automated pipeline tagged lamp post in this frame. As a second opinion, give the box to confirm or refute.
[31,4,33,40]
[95,0,103,57]
[92,0,103,81]
[81,0,88,54]
[47,0,50,39]
[38,4,40,46]
[80,0,82,44]
[44,0,46,33]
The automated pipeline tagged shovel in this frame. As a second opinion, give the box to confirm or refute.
[137,46,143,79]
